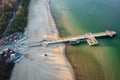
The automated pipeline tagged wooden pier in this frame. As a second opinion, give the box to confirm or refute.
[42,30,116,46]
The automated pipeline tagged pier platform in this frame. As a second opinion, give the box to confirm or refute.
[41,30,116,46]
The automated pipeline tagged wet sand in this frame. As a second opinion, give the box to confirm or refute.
[10,0,75,80]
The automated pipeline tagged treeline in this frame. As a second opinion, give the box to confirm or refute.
[0,57,15,80]
[9,0,30,34]
[0,0,30,80]
[0,0,30,36]
[0,0,21,35]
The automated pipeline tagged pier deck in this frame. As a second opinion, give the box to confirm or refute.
[42,30,116,46]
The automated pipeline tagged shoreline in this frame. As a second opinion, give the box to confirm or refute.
[48,0,63,37]
[48,0,75,79]
[10,0,75,80]
[46,0,75,79]
[48,0,76,80]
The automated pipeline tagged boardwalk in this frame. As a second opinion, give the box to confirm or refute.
[41,30,116,46]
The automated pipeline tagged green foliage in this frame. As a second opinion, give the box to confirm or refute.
[0,0,30,35]
[8,0,30,34]
[0,0,30,80]
[0,10,12,35]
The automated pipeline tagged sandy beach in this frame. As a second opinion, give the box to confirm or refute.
[10,0,75,80]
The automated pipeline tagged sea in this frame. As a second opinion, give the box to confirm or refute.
[50,0,120,80]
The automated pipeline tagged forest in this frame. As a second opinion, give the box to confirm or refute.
[0,0,30,80]
[0,0,30,36]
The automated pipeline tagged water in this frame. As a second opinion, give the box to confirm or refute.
[50,0,120,80]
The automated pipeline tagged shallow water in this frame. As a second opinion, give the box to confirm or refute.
[50,0,120,80]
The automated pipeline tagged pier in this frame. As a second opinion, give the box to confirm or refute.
[41,30,116,46]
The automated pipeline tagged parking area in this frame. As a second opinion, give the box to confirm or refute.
[0,32,27,46]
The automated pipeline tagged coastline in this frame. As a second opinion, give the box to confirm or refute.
[48,0,63,37]
[47,0,75,79]
[10,0,75,80]
[48,0,75,79]
[47,0,120,79]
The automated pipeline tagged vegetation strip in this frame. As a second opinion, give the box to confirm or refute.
[2,0,24,36]
[0,0,30,80]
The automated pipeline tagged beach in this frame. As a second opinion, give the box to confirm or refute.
[10,0,75,80]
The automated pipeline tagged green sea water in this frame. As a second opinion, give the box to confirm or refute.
[50,0,120,80]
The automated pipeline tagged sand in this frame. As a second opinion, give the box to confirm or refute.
[10,0,75,80]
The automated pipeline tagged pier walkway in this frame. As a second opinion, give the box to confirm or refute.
[41,30,116,46]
